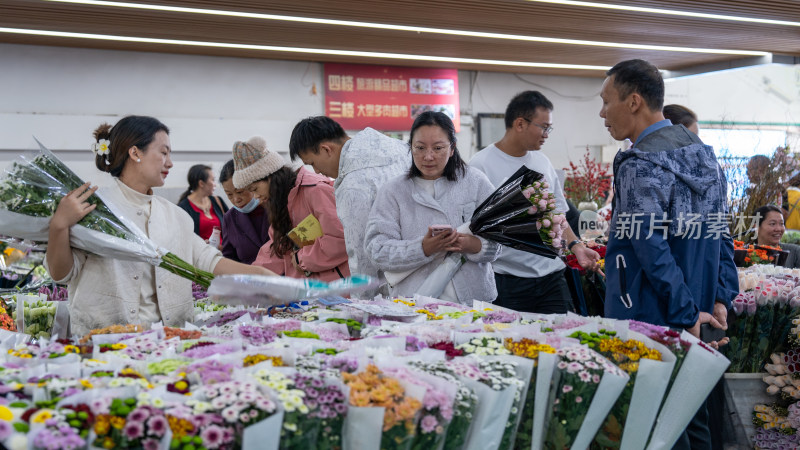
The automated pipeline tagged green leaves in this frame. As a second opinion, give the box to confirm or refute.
[1,150,215,287]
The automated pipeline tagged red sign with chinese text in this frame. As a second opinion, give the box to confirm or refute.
[324,63,460,132]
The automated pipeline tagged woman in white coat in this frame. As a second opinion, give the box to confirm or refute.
[45,115,274,336]
[365,111,501,303]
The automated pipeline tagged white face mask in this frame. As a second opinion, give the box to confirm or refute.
[232,196,260,214]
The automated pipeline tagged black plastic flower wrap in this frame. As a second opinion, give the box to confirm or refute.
[469,165,561,259]
[416,166,565,298]
[0,139,214,287]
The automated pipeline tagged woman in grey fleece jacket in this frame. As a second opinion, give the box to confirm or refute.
[365,112,501,303]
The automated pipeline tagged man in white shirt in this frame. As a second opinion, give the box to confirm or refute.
[470,90,601,313]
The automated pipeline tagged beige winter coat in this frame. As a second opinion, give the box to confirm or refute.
[45,178,222,337]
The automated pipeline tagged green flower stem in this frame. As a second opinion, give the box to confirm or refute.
[159,252,215,288]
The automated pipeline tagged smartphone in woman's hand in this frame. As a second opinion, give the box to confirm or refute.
[430,225,453,236]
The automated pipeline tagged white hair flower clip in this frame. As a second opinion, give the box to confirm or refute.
[92,139,111,165]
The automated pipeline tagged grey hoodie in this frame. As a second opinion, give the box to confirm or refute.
[334,128,410,287]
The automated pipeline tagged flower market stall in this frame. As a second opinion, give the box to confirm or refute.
[0,276,730,450]
[0,135,741,449]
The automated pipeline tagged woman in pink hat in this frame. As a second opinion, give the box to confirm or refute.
[232,136,350,281]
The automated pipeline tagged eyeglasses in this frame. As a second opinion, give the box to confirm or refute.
[412,145,451,155]
[523,118,554,135]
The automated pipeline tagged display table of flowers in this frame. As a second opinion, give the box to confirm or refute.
[0,289,733,450]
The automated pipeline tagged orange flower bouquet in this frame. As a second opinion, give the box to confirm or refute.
[342,364,422,450]
[0,297,15,332]
[733,240,782,267]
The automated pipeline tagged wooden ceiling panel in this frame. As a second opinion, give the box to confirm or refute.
[0,0,798,76]
[143,0,800,52]
[598,0,800,22]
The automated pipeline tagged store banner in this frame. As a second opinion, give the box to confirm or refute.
[324,63,460,131]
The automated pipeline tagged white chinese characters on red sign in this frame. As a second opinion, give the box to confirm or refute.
[324,63,459,131]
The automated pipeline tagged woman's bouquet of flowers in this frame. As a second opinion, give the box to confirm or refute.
[341,364,422,450]
[544,345,629,450]
[415,166,565,298]
[0,140,214,287]
[466,166,567,258]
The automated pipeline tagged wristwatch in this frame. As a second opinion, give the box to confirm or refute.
[567,240,582,252]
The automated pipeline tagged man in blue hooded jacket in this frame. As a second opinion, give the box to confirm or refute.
[600,59,739,449]
[600,59,738,335]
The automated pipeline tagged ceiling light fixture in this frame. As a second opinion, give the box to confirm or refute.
[44,0,770,56]
[0,27,612,71]
[527,0,800,27]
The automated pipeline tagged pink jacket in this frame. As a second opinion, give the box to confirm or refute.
[252,167,351,282]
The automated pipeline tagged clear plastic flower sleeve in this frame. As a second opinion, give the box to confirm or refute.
[646,331,730,449]
[0,139,214,287]
[207,274,377,307]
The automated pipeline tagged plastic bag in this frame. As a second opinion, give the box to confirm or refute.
[0,139,159,260]
[415,252,467,299]
[207,274,377,307]
[469,166,558,258]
